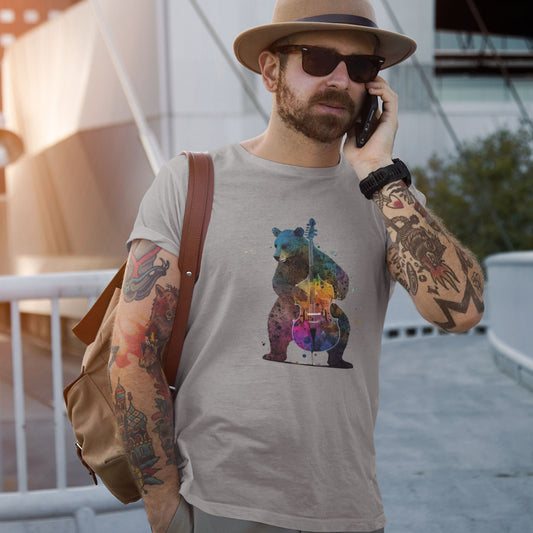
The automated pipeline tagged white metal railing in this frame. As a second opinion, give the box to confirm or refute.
[0,269,151,532]
[0,269,115,494]
[0,485,145,528]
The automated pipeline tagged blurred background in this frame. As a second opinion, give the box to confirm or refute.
[0,1,531,532]
[0,0,531,278]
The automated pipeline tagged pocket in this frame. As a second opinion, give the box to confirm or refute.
[167,498,193,533]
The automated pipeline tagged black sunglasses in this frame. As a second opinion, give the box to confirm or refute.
[271,45,384,83]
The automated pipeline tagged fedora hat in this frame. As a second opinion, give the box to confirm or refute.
[234,0,417,73]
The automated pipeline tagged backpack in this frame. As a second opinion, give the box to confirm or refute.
[63,152,214,503]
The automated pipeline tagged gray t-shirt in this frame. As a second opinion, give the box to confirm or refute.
[129,143,413,532]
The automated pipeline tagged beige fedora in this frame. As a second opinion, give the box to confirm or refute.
[234,0,417,73]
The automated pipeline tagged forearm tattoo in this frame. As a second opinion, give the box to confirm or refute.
[115,379,163,491]
[431,243,484,330]
[378,182,484,330]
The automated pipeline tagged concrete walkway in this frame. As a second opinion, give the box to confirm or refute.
[376,334,533,533]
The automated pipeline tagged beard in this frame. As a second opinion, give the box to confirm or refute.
[275,70,358,143]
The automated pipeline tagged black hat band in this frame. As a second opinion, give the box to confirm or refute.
[297,14,378,28]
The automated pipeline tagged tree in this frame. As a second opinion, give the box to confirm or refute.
[413,127,533,261]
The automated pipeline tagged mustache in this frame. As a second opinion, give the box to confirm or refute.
[309,89,356,113]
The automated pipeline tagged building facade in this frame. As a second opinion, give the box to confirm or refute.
[1,0,531,279]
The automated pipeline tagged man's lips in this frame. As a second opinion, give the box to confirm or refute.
[321,101,344,109]
[310,90,355,117]
[312,91,353,109]
[317,102,347,114]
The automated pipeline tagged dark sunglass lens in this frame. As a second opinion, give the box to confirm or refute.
[347,57,379,83]
[302,48,339,77]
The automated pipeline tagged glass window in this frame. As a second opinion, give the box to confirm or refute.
[0,9,15,24]
[436,31,533,52]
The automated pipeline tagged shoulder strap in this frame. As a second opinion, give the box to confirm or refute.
[164,151,214,390]
[72,263,126,345]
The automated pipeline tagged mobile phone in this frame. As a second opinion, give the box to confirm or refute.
[354,92,379,147]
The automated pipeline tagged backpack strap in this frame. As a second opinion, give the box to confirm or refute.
[72,152,213,390]
[72,263,126,345]
[164,152,214,392]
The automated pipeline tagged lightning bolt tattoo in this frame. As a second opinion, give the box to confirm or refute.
[433,278,485,330]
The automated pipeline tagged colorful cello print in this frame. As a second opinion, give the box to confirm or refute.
[292,219,340,355]
[264,219,352,368]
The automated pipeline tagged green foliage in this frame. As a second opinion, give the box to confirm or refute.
[413,127,533,261]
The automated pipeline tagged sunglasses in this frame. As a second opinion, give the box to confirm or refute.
[271,45,385,83]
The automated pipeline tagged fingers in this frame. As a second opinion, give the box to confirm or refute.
[343,77,398,178]
[364,76,399,142]
[365,76,398,127]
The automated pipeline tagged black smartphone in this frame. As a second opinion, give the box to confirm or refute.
[354,92,379,147]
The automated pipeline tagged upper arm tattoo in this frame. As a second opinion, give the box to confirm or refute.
[124,241,170,302]
[139,284,179,370]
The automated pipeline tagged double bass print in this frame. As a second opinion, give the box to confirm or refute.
[292,219,340,355]
[264,218,353,368]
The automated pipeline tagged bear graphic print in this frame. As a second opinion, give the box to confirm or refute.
[264,218,353,368]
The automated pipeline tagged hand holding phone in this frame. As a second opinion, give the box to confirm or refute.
[354,92,379,148]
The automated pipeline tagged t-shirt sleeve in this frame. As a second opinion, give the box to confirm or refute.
[127,154,189,257]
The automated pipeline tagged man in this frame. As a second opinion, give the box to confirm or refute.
[110,1,485,532]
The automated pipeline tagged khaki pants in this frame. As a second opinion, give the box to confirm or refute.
[167,498,385,533]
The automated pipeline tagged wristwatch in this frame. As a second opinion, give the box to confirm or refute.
[359,159,412,199]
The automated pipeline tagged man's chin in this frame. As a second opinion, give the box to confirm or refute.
[307,120,352,143]
[279,108,352,143]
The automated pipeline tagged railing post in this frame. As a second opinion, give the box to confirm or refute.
[10,301,28,492]
[51,298,67,489]
[75,506,97,533]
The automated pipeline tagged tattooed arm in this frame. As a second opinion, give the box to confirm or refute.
[343,77,484,332]
[378,181,484,332]
[109,239,180,532]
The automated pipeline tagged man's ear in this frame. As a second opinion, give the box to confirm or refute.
[258,50,280,93]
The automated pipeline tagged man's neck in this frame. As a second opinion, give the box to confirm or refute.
[241,118,343,168]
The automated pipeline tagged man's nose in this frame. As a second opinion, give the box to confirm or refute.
[326,60,351,90]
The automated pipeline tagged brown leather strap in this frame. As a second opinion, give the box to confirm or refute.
[72,262,127,345]
[164,152,214,389]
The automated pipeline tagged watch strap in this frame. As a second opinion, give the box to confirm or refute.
[359,158,411,199]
